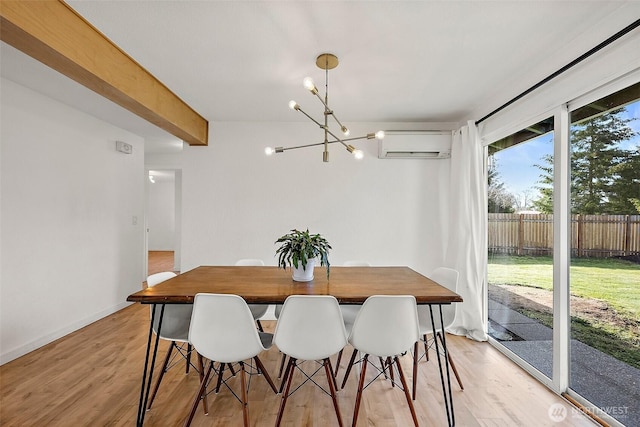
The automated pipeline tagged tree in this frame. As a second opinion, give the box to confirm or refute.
[570,108,634,214]
[533,108,636,214]
[488,159,516,213]
[515,188,536,212]
[608,145,640,213]
[532,153,553,213]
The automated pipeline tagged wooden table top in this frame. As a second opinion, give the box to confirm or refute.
[127,266,463,305]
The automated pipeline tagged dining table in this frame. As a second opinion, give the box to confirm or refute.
[128,265,463,426]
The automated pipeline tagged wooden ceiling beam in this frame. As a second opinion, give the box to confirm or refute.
[0,0,208,146]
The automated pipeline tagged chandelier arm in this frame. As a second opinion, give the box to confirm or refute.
[280,140,342,151]
[295,105,326,129]
[329,113,348,134]
[279,134,373,152]
[337,134,371,143]
[312,91,330,110]
[324,128,349,149]
[280,132,380,152]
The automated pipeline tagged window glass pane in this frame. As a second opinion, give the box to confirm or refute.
[487,117,555,379]
[569,85,640,426]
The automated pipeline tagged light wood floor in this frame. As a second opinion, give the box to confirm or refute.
[0,251,597,426]
[148,250,177,276]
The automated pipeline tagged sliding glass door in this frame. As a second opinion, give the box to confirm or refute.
[487,117,555,380]
[487,81,640,426]
[567,85,640,426]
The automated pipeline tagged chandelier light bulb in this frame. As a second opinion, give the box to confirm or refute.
[265,147,275,156]
[288,100,299,110]
[341,126,350,136]
[303,77,316,93]
[353,149,364,160]
[375,130,385,139]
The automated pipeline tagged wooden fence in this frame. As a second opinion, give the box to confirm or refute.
[488,213,640,257]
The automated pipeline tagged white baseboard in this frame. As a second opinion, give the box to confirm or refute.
[0,301,132,365]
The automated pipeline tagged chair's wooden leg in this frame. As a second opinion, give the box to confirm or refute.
[327,358,339,391]
[277,352,287,378]
[256,319,264,333]
[183,362,213,427]
[437,332,464,390]
[239,362,250,427]
[394,356,419,427]
[340,349,358,390]
[334,349,343,377]
[412,341,418,400]
[197,353,208,414]
[215,363,226,393]
[278,356,292,393]
[352,354,369,427]
[423,334,429,361]
[147,342,174,410]
[379,357,388,381]
[186,344,192,374]
[275,358,296,427]
[254,356,278,394]
[324,358,344,427]
[387,357,395,387]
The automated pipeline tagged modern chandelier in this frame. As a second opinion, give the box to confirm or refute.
[265,53,384,162]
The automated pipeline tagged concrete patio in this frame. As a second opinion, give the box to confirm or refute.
[488,299,639,426]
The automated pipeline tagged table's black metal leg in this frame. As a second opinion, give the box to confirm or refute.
[438,304,455,426]
[429,304,454,426]
[136,304,165,426]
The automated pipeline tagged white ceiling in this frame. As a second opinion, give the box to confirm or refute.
[2,1,640,152]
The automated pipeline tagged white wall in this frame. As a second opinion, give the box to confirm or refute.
[178,121,453,276]
[147,178,175,250]
[0,78,145,364]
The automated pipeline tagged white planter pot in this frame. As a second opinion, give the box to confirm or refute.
[292,258,316,282]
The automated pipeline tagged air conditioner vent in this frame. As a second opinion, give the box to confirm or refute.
[378,130,452,159]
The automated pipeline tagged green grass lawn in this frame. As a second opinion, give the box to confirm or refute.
[487,255,640,316]
[488,254,640,368]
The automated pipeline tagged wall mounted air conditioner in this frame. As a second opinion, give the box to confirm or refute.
[378,130,453,159]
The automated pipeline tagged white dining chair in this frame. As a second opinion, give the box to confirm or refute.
[184,293,278,427]
[340,295,420,427]
[340,261,370,323]
[273,295,348,427]
[334,261,370,377]
[235,259,269,332]
[413,267,464,400]
[145,271,197,410]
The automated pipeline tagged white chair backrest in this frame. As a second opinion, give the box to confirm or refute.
[418,267,459,331]
[147,271,177,287]
[349,295,419,358]
[235,259,265,266]
[146,272,192,341]
[273,295,348,360]
[189,293,266,363]
[343,261,371,267]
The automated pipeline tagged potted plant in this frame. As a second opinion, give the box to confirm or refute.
[275,229,331,281]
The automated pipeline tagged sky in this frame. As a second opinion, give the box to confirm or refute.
[493,99,640,209]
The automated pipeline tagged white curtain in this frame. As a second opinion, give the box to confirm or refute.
[444,120,488,341]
